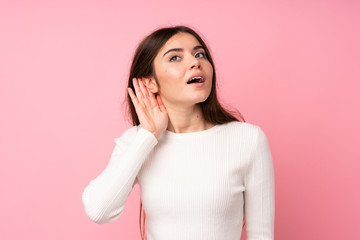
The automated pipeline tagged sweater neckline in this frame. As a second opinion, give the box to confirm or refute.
[163,123,221,138]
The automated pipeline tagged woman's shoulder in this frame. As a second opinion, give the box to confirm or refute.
[226,121,270,145]
[114,124,140,144]
[222,121,268,141]
[222,120,260,132]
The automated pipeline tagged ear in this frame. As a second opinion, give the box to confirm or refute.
[142,77,159,94]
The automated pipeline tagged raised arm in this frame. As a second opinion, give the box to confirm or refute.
[244,126,275,239]
[81,126,158,224]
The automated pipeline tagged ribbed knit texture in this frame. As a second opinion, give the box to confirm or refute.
[82,121,275,240]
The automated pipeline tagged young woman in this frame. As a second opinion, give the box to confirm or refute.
[82,25,275,240]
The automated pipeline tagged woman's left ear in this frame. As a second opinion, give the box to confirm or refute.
[142,77,159,94]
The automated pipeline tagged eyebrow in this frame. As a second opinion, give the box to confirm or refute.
[162,45,204,57]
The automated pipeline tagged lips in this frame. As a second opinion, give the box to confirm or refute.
[187,73,205,84]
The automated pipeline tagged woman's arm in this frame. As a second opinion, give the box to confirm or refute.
[81,125,158,224]
[244,126,275,239]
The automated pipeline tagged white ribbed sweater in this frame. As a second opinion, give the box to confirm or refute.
[82,121,275,240]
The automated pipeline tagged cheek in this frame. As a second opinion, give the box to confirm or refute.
[205,64,213,80]
[206,62,213,72]
[162,67,183,82]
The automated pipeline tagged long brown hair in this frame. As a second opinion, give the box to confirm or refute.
[121,25,246,240]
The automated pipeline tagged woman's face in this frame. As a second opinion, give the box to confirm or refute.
[152,32,213,107]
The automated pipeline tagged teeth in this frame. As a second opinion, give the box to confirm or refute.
[188,76,203,83]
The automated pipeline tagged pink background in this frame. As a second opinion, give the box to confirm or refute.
[1,0,359,239]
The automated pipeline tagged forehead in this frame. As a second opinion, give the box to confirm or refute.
[159,32,202,54]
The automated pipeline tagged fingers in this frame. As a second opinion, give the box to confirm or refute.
[156,94,167,113]
[134,77,157,99]
[127,87,139,105]
[139,77,156,100]
[132,78,145,100]
[147,85,155,98]
[130,77,158,107]
[138,78,150,98]
[156,93,164,106]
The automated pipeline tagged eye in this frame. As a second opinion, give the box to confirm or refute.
[170,55,181,62]
[196,51,206,58]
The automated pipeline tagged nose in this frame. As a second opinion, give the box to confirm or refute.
[190,55,201,69]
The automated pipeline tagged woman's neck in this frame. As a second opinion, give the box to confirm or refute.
[165,104,213,134]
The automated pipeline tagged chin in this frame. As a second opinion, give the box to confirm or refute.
[194,94,211,103]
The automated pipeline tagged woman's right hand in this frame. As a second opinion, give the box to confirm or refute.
[127,77,169,140]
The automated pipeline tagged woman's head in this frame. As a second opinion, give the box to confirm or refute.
[146,31,214,108]
[123,25,244,126]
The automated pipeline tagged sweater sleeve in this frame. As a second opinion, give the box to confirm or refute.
[244,126,275,239]
[81,126,158,224]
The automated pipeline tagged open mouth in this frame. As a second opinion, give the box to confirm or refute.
[187,76,204,84]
